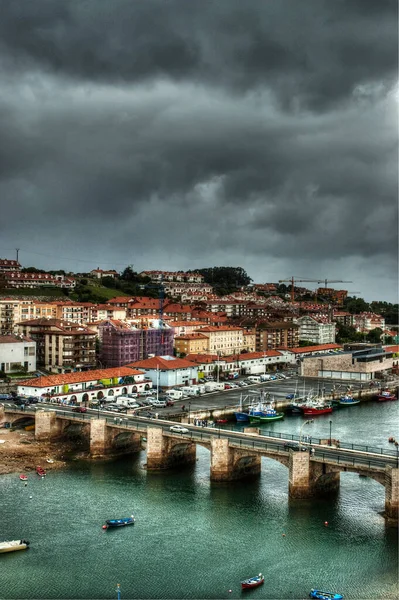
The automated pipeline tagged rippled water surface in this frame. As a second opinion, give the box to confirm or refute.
[1,401,398,599]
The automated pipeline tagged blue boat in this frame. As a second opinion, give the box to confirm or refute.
[234,411,249,422]
[309,589,343,600]
[103,516,135,529]
[339,394,360,406]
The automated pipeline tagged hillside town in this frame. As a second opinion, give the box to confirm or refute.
[0,258,398,400]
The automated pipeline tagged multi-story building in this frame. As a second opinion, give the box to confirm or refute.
[127,356,199,388]
[256,321,299,350]
[0,259,21,273]
[90,268,119,279]
[333,311,355,327]
[0,299,57,334]
[354,312,385,333]
[3,271,76,289]
[15,318,96,373]
[0,334,36,373]
[98,320,174,368]
[296,315,336,345]
[195,325,244,356]
[174,332,210,356]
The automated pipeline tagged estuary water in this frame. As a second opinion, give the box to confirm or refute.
[1,401,398,600]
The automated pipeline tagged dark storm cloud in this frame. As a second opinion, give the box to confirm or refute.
[0,0,397,110]
[0,0,397,301]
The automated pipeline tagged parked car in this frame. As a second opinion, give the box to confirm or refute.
[72,406,87,413]
[170,425,189,434]
[27,397,39,404]
[224,384,232,390]
[284,441,307,452]
[150,399,167,408]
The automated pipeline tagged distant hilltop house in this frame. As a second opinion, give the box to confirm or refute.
[139,270,204,283]
[0,258,21,272]
[1,271,76,289]
[90,268,119,279]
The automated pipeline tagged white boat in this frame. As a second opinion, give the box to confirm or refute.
[0,539,30,554]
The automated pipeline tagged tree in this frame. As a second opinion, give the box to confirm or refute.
[336,324,363,343]
[366,328,383,344]
[198,266,252,296]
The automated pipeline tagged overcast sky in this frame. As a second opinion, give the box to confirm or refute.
[0,0,397,302]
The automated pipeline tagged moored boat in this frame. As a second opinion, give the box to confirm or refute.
[234,411,249,422]
[36,466,46,477]
[309,588,343,599]
[241,573,264,590]
[19,474,28,481]
[376,391,397,402]
[303,404,333,416]
[0,539,30,554]
[339,394,360,407]
[103,516,135,529]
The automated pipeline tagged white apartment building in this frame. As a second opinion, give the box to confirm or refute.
[296,316,336,345]
[0,334,37,373]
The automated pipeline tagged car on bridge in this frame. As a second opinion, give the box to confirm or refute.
[72,406,87,413]
[170,425,189,434]
[283,441,307,452]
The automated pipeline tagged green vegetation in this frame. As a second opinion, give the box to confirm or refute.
[196,266,252,296]
[0,288,67,298]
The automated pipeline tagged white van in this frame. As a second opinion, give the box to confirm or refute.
[247,376,261,383]
[167,389,185,400]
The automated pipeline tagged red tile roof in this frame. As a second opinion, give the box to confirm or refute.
[127,356,197,370]
[21,367,145,388]
[285,344,342,354]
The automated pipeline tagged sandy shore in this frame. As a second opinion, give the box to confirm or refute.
[0,429,73,475]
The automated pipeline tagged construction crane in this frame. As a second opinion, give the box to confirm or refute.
[317,279,352,288]
[278,277,321,303]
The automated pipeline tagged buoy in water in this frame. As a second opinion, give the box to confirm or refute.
[102,525,107,530]
[282,534,286,537]
[29,496,33,499]
[324,521,328,526]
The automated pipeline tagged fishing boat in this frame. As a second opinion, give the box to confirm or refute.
[309,588,343,599]
[303,403,333,416]
[103,516,135,529]
[234,411,249,422]
[0,539,30,554]
[376,391,397,402]
[36,466,46,477]
[241,573,264,590]
[339,394,360,407]
[248,401,284,422]
[19,474,28,481]
[215,419,228,424]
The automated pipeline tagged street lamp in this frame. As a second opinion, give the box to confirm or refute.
[329,420,332,446]
[299,419,314,448]
[188,402,191,424]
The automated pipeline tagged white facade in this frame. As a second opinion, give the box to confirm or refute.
[297,316,336,345]
[138,365,199,388]
[0,336,36,373]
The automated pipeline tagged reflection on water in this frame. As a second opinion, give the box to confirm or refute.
[1,401,398,600]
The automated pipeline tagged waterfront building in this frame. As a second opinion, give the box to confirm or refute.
[0,334,36,373]
[194,325,245,356]
[300,346,396,381]
[17,366,149,404]
[127,355,199,388]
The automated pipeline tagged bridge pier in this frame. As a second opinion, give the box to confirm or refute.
[146,427,196,470]
[35,410,62,441]
[210,437,261,482]
[385,467,399,525]
[90,419,115,458]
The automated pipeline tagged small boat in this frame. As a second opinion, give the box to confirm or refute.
[19,474,28,481]
[309,588,343,599]
[103,516,135,529]
[303,404,333,416]
[0,539,30,554]
[36,466,46,477]
[339,394,360,406]
[46,459,54,464]
[215,419,228,424]
[241,573,264,590]
[376,391,397,402]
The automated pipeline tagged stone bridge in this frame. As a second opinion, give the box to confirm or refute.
[1,407,398,524]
